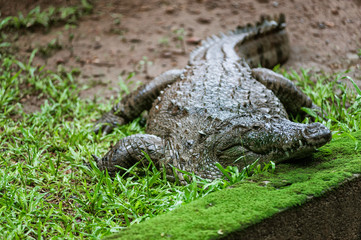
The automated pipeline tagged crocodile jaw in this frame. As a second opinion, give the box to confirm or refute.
[215,118,332,166]
[252,122,330,158]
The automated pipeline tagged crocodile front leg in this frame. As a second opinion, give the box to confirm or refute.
[94,69,184,134]
[251,68,319,116]
[93,134,165,176]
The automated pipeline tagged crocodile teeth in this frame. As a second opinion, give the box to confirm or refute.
[299,140,303,147]
[198,130,206,136]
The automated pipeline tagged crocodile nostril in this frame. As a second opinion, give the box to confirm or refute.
[302,122,332,145]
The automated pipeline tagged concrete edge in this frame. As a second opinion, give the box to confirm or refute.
[225,174,361,240]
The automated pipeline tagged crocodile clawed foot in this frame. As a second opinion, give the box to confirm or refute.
[93,112,125,135]
[94,123,116,135]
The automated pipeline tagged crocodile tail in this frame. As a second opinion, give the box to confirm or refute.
[189,14,290,68]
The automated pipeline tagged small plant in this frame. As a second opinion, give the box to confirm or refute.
[38,38,63,58]
[65,23,76,56]
[117,75,131,95]
[117,72,141,98]
[111,13,122,26]
[108,13,126,35]
[172,28,187,53]
[136,56,153,76]
[158,28,187,53]
[0,41,11,49]
[0,15,12,29]
[158,36,170,47]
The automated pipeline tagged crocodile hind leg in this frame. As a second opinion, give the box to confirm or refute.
[251,68,320,116]
[94,69,184,134]
[93,134,165,176]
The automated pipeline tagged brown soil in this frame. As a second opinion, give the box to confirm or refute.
[1,0,361,107]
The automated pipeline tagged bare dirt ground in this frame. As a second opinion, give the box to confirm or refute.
[1,0,360,111]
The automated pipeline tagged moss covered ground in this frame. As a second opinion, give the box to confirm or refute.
[105,131,361,240]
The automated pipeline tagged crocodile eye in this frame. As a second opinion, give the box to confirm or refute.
[252,124,262,130]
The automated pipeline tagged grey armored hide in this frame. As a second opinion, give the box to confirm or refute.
[93,14,332,183]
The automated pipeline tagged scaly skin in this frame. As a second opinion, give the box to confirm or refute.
[93,14,332,182]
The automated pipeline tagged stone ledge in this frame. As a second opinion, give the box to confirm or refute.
[227,174,361,240]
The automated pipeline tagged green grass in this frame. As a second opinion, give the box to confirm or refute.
[279,68,361,133]
[0,0,92,31]
[0,48,360,238]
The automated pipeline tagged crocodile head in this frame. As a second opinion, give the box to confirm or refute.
[207,114,332,169]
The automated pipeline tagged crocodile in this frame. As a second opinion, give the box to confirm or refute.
[92,14,332,183]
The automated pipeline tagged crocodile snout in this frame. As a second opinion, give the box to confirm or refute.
[301,122,332,146]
